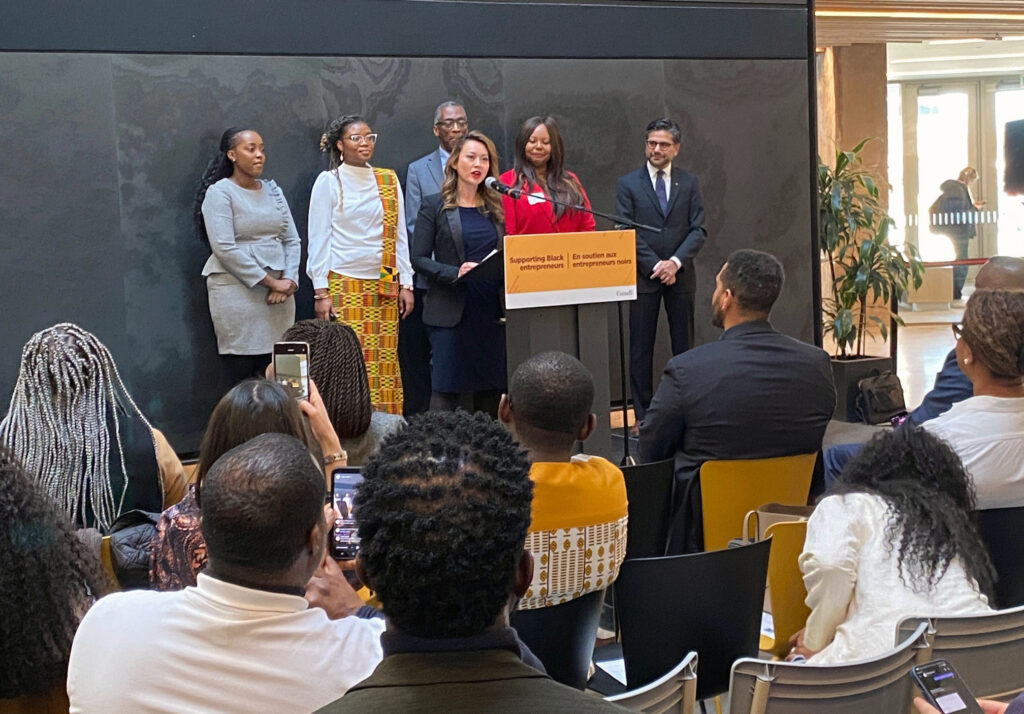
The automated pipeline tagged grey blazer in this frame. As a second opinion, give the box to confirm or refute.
[411,193,504,328]
[405,148,445,236]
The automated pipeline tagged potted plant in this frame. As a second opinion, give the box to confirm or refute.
[819,139,925,421]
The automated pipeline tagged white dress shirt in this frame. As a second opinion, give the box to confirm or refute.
[307,163,413,290]
[646,161,681,269]
[923,395,1024,509]
[800,493,990,665]
[68,573,385,714]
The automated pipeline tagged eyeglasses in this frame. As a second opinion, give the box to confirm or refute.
[347,134,378,145]
[435,119,468,129]
[646,140,675,150]
[951,322,964,340]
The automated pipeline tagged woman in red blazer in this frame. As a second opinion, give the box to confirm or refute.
[499,116,596,235]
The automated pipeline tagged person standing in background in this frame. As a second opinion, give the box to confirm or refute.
[401,102,469,417]
[500,115,596,235]
[195,127,301,384]
[616,118,707,434]
[307,115,414,415]
[930,166,983,304]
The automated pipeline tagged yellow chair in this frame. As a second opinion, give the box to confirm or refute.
[759,520,811,658]
[699,453,817,552]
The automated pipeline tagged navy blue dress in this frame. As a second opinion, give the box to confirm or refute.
[429,207,506,392]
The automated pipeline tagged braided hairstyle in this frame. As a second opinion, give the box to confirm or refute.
[320,114,368,169]
[193,127,248,242]
[961,289,1024,380]
[0,448,105,698]
[831,427,996,603]
[355,411,533,638]
[282,319,371,439]
[0,324,155,532]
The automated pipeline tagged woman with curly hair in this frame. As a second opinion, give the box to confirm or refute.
[149,378,343,591]
[307,115,414,415]
[0,450,105,711]
[281,319,404,466]
[789,427,994,665]
[0,323,186,532]
[923,288,1024,509]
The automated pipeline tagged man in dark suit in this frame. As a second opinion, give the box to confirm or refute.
[616,118,708,432]
[640,250,835,552]
[400,101,468,417]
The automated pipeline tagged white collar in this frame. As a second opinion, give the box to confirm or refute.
[648,161,672,180]
[194,573,310,614]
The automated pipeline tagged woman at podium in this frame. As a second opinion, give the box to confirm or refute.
[500,116,596,235]
[411,130,506,416]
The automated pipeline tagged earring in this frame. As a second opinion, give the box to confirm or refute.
[964,358,971,365]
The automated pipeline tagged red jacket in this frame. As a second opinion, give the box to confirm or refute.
[499,169,596,235]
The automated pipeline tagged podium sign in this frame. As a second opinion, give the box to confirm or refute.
[503,230,637,310]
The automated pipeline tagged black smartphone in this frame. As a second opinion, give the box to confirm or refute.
[272,341,310,400]
[911,660,984,714]
[330,467,363,560]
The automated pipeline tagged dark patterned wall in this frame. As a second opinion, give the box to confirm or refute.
[0,53,811,451]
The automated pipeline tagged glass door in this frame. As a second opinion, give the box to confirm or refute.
[994,87,1024,256]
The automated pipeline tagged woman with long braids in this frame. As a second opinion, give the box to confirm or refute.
[196,127,301,384]
[281,319,404,466]
[499,115,595,235]
[307,115,414,415]
[0,324,186,532]
[922,288,1024,509]
[0,449,106,711]
[789,427,994,665]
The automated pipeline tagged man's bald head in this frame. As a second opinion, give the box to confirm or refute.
[976,256,1024,291]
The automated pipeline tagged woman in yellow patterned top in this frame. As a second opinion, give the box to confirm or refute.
[307,115,414,415]
[498,351,628,610]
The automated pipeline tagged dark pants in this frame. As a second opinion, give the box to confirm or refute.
[398,287,432,417]
[951,236,971,300]
[629,284,694,422]
[222,353,270,386]
[824,442,863,489]
[430,389,502,419]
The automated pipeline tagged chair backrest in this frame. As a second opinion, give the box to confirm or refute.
[606,651,699,714]
[763,520,810,659]
[975,506,1024,609]
[896,604,1024,701]
[615,539,770,700]
[621,459,675,559]
[510,588,606,690]
[700,453,817,552]
[728,622,931,714]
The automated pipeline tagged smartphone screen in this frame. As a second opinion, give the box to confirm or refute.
[330,467,363,560]
[912,660,984,714]
[273,342,310,401]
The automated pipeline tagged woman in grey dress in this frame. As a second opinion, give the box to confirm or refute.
[194,127,301,383]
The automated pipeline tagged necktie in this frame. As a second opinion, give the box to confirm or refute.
[655,170,668,214]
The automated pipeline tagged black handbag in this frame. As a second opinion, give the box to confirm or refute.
[855,370,907,425]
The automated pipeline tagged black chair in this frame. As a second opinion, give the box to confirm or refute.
[976,506,1024,608]
[510,588,606,690]
[615,539,771,700]
[621,459,675,559]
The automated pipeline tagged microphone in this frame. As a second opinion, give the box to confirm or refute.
[484,176,522,199]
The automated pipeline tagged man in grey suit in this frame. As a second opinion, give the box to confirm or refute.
[401,101,468,417]
[615,118,707,433]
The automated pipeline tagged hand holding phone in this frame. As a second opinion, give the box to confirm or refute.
[912,660,985,714]
[330,467,363,560]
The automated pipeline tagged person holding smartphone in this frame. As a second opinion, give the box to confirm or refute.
[195,127,301,384]
[915,696,1021,714]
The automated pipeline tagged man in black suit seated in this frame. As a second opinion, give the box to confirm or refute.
[640,249,835,553]
[616,118,708,433]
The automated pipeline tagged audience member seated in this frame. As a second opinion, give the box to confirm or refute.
[69,433,383,713]
[824,256,1024,485]
[790,428,994,665]
[0,323,186,533]
[498,351,628,609]
[922,288,1024,509]
[639,249,835,552]
[150,378,345,590]
[0,450,106,714]
[282,319,405,466]
[316,411,626,712]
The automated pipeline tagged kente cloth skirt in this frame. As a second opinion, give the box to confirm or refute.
[328,272,403,415]
[206,269,295,355]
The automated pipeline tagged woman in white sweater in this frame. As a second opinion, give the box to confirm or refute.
[307,115,414,416]
[790,427,995,665]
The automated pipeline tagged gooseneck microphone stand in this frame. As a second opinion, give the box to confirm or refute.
[488,181,660,466]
